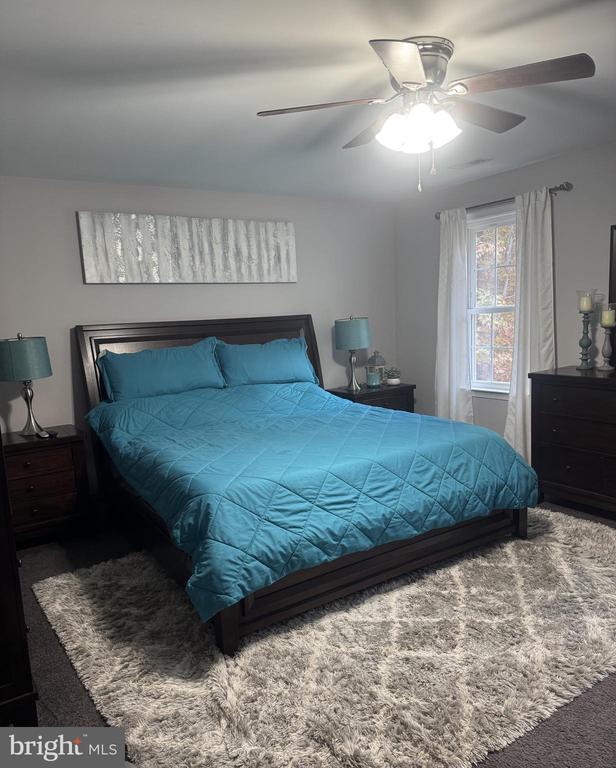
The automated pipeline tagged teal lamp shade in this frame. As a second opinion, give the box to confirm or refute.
[334,317,371,351]
[0,335,52,382]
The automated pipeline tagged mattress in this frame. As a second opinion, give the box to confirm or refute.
[87,382,538,622]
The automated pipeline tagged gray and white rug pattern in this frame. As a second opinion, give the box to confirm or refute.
[33,509,616,768]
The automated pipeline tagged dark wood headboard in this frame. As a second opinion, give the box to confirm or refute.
[75,314,323,410]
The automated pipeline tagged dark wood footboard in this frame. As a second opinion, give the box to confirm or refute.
[105,472,527,656]
[213,507,527,655]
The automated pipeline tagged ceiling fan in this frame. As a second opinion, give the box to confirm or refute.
[257,37,595,188]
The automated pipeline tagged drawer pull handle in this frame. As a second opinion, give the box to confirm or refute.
[552,427,560,433]
[31,508,39,515]
[552,396,559,402]
[27,484,35,492]
[23,460,32,468]
[565,464,572,471]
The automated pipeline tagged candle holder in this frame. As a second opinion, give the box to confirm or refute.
[597,326,615,372]
[576,290,596,371]
[576,312,594,370]
[597,302,616,373]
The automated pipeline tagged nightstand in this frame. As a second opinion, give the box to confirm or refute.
[3,424,86,544]
[327,383,416,412]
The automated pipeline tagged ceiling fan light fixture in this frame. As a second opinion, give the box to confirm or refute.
[375,111,429,153]
[375,103,461,154]
[430,108,462,148]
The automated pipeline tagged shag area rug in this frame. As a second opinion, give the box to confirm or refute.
[34,509,616,768]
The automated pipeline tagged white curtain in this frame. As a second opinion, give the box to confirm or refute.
[504,187,555,461]
[435,208,474,423]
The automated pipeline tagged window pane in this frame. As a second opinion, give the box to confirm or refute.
[468,210,516,392]
[475,227,495,269]
[493,311,515,346]
[475,347,491,382]
[476,268,495,306]
[493,347,513,382]
[496,266,516,306]
[496,224,515,266]
[474,313,492,347]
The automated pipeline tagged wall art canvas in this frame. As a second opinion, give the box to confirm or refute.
[77,211,297,284]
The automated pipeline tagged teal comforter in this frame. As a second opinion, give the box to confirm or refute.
[87,383,537,622]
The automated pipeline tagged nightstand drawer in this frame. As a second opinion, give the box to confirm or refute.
[326,384,415,413]
[12,493,77,528]
[365,393,408,410]
[5,446,73,479]
[3,424,85,544]
[8,469,75,503]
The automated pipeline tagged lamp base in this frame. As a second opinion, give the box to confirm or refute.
[20,380,52,439]
[346,350,361,392]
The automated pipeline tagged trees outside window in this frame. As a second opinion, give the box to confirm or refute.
[468,207,517,393]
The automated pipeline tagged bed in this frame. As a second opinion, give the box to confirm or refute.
[76,315,537,654]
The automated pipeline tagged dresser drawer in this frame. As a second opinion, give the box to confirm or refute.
[8,469,75,503]
[535,444,616,494]
[11,493,78,528]
[5,446,73,479]
[536,413,616,456]
[538,383,616,423]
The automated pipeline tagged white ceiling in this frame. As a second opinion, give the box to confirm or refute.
[1,0,615,200]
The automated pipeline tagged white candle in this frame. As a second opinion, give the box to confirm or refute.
[601,309,616,327]
[579,294,593,312]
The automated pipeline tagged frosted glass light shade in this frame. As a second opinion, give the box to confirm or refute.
[376,111,431,154]
[0,336,52,381]
[430,109,462,149]
[375,104,461,154]
[334,317,371,351]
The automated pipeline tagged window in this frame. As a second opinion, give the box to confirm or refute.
[467,205,517,394]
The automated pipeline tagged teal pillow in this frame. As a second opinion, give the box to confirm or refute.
[97,337,225,401]
[217,338,319,386]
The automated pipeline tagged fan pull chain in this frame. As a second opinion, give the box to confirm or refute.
[430,143,437,176]
[417,153,422,192]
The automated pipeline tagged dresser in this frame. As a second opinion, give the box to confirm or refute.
[4,425,86,544]
[529,367,616,513]
[327,383,416,412]
[0,429,37,725]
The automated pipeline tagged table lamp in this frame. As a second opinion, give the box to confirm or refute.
[334,316,371,392]
[0,333,54,438]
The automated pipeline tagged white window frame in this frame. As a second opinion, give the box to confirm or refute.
[467,205,517,395]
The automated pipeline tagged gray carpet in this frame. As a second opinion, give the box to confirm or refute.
[28,507,616,768]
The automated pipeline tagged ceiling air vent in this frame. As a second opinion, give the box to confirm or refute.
[449,157,493,170]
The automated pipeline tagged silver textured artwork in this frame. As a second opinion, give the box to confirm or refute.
[77,211,297,284]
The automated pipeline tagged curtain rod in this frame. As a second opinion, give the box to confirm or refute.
[434,181,573,220]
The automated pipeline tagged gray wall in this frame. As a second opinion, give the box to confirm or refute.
[0,176,398,432]
[395,141,616,432]
[3,141,614,435]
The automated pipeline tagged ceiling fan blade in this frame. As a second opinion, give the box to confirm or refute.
[342,114,389,149]
[447,53,595,95]
[369,39,427,89]
[257,97,386,117]
[448,98,525,133]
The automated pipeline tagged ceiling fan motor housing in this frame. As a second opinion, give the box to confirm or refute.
[405,36,454,87]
